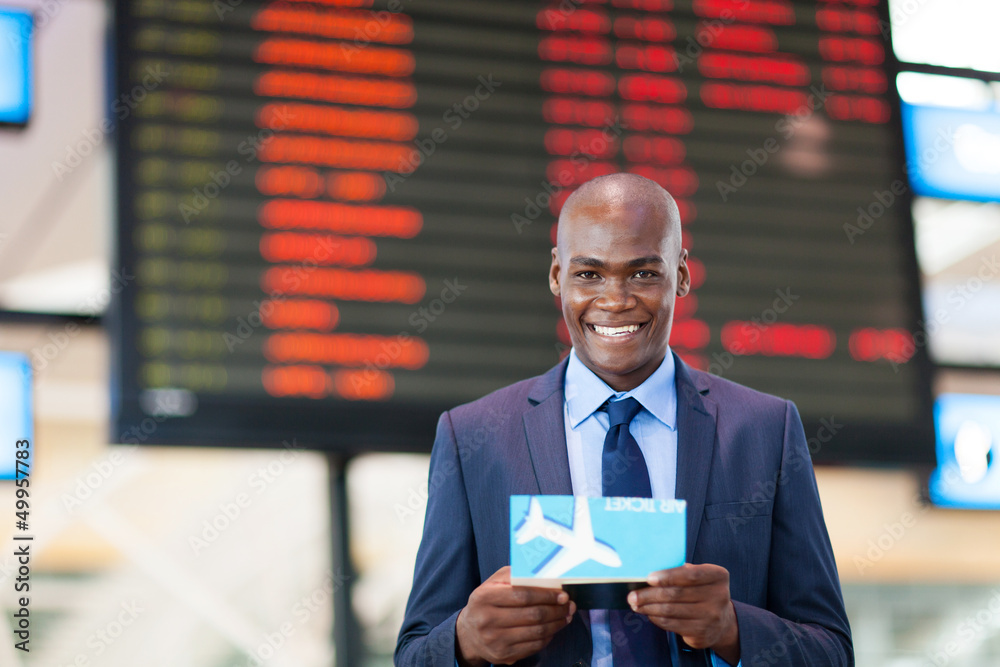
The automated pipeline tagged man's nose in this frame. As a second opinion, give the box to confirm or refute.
[596,279,636,310]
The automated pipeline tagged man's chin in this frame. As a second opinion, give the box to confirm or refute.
[576,351,642,380]
[573,342,667,383]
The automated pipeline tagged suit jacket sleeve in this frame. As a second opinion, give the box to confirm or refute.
[395,411,480,667]
[730,400,853,667]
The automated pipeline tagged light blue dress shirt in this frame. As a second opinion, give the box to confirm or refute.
[563,348,739,667]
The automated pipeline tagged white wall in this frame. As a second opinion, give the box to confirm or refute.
[0,0,111,314]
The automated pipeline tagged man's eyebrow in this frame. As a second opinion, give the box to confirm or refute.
[568,256,664,268]
[568,256,606,268]
[625,256,664,268]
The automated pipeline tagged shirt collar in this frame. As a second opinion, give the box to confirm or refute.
[564,348,677,431]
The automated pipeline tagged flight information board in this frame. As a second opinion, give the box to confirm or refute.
[113,0,934,462]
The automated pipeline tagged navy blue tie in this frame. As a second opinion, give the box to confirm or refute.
[602,397,652,498]
[601,397,672,665]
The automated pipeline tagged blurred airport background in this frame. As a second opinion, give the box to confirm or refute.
[1,0,999,665]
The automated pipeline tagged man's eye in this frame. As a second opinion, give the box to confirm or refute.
[634,270,657,279]
[577,271,598,279]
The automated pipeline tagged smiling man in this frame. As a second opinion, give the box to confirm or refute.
[396,174,852,667]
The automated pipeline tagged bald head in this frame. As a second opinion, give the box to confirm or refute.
[556,173,682,257]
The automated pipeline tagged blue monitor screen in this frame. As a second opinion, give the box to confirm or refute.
[930,394,1000,509]
[0,7,32,126]
[901,102,1000,203]
[0,352,32,480]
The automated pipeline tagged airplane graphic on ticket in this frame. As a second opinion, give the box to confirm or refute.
[514,496,621,578]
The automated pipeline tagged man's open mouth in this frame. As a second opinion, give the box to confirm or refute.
[587,322,647,337]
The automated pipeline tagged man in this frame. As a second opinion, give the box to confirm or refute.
[396,174,852,666]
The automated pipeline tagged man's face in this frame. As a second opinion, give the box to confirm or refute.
[549,196,689,392]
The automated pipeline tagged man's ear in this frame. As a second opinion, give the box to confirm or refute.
[676,248,691,297]
[549,248,561,297]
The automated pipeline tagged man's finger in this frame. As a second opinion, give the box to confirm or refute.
[485,601,575,629]
[648,563,728,587]
[631,601,712,620]
[500,616,573,641]
[632,585,712,605]
[486,586,570,608]
[475,617,573,664]
[484,565,511,584]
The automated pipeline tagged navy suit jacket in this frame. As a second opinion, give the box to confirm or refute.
[396,354,853,667]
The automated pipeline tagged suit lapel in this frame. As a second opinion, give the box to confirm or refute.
[522,359,574,496]
[520,360,594,666]
[673,354,718,563]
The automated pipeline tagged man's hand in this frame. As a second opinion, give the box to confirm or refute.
[627,563,740,666]
[455,566,576,666]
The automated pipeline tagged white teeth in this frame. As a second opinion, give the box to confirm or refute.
[593,324,640,336]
